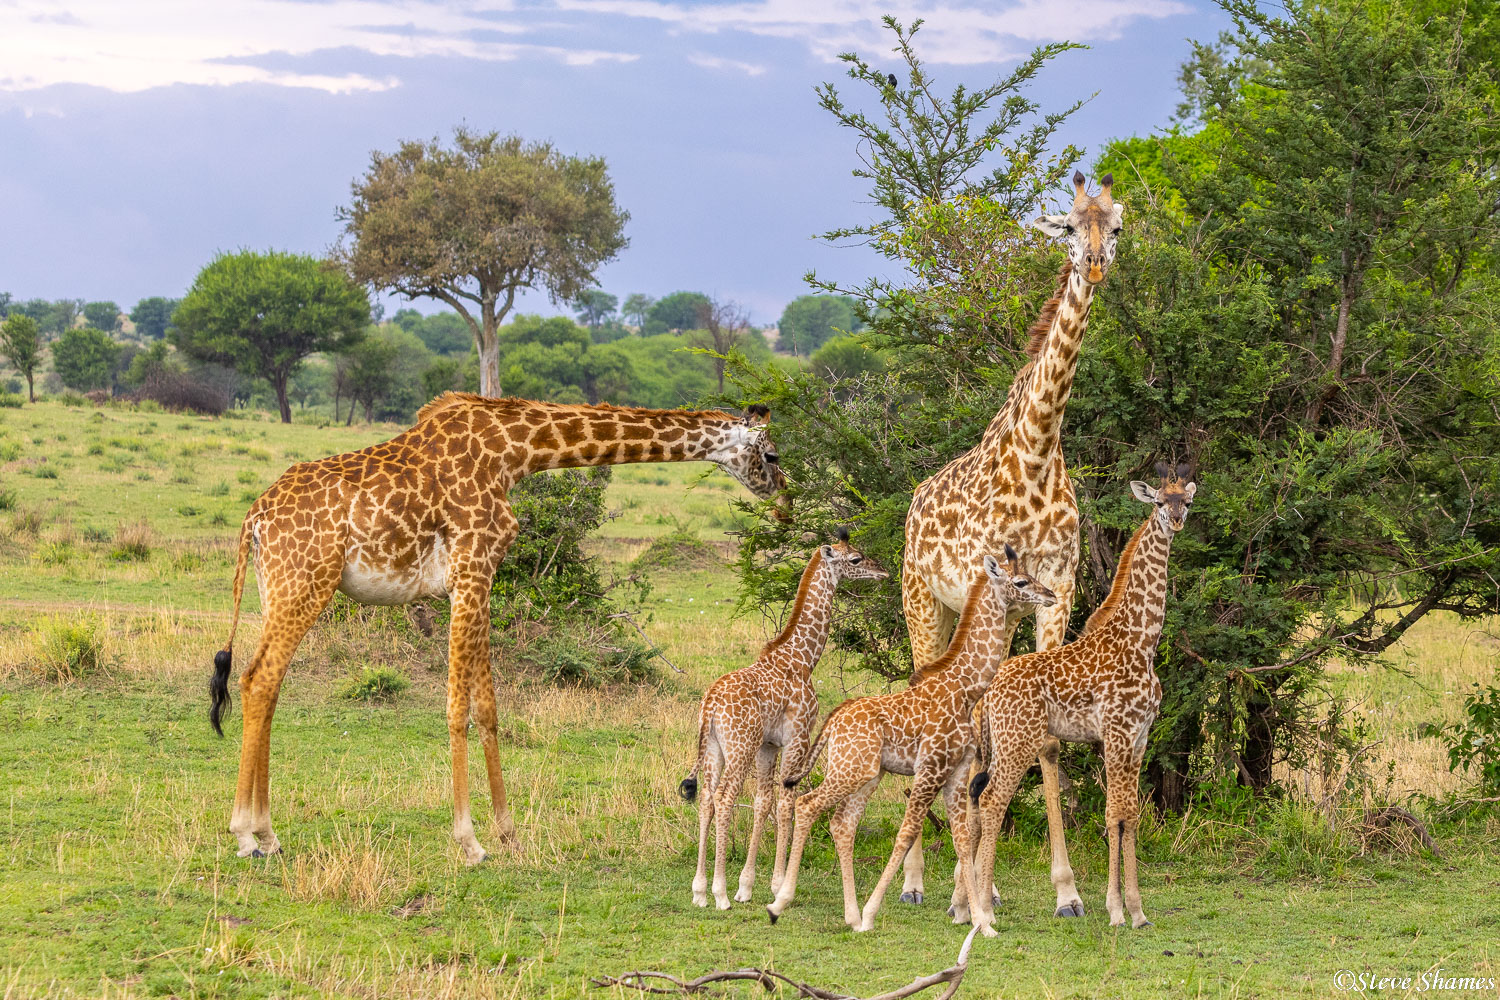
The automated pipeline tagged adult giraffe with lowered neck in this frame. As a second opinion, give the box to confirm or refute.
[898,171,1125,915]
[209,393,788,865]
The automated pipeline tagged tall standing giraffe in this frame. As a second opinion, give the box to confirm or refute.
[680,530,888,910]
[898,171,1126,912]
[964,468,1196,932]
[209,393,787,865]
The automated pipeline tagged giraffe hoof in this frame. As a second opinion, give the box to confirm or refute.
[734,889,753,904]
[250,849,265,859]
[767,907,779,925]
[899,891,924,905]
[1055,902,1085,918]
[1134,919,1154,929]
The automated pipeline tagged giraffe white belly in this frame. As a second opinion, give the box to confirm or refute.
[339,533,450,606]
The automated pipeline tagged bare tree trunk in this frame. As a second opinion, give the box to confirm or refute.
[25,373,34,403]
[1307,277,1356,425]
[272,374,293,424]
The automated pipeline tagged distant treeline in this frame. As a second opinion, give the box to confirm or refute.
[0,287,874,422]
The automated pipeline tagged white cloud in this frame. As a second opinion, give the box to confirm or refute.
[687,53,767,76]
[0,1,638,95]
[556,0,1189,65]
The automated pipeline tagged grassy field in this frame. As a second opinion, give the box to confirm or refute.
[2,400,1498,999]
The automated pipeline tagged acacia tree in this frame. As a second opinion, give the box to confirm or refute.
[337,129,629,397]
[173,251,369,423]
[0,314,42,401]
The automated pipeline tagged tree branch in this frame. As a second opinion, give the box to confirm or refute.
[591,924,980,1000]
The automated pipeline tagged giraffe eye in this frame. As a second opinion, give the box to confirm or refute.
[765,453,779,463]
[850,555,862,564]
[1016,579,1030,588]
[1112,227,1121,236]
[1065,224,1076,236]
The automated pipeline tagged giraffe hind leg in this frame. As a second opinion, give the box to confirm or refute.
[231,590,332,858]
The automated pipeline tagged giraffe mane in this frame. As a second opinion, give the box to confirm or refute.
[1081,516,1151,634]
[1023,259,1074,361]
[910,575,990,685]
[415,391,736,425]
[761,547,826,657]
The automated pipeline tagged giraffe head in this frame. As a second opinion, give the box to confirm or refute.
[714,404,789,515]
[1131,463,1197,532]
[982,543,1059,617]
[820,526,889,582]
[1032,171,1126,285]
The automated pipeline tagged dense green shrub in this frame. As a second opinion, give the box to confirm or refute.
[492,466,654,684]
[31,616,110,682]
[340,665,411,702]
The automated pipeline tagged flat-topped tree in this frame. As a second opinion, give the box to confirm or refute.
[337,129,629,397]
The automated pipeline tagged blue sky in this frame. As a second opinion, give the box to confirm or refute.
[0,0,1229,325]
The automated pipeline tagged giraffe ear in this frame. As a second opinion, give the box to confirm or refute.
[1130,480,1158,504]
[982,553,1002,578]
[822,544,834,559]
[1031,214,1069,239]
[1111,202,1126,228]
[743,403,770,425]
[1184,482,1198,501]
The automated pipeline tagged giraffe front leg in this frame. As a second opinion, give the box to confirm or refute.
[1111,742,1151,928]
[943,763,977,927]
[1033,590,1084,918]
[970,747,1036,936]
[736,745,778,903]
[770,733,810,897]
[447,579,494,866]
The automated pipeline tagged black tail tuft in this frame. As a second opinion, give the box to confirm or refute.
[209,648,232,737]
[678,777,698,802]
[969,770,990,802]
[782,779,798,790]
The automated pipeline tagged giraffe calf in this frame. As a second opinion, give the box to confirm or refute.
[681,531,887,910]
[766,546,1056,934]
[964,471,1197,932]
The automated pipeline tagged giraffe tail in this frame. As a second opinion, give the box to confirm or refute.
[210,517,253,737]
[679,708,710,802]
[782,710,836,790]
[969,710,993,801]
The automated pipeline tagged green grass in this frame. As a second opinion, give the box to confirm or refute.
[1,399,1498,997]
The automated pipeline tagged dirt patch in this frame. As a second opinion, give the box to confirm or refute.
[392,893,432,918]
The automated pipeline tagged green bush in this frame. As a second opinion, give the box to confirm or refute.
[34,540,74,565]
[82,525,112,543]
[0,441,19,461]
[0,489,15,511]
[0,393,23,408]
[32,465,58,480]
[31,616,110,682]
[339,665,410,702]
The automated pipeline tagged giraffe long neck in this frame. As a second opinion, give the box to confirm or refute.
[762,550,838,677]
[1083,514,1174,650]
[913,577,1009,706]
[1012,267,1094,463]
[500,401,749,478]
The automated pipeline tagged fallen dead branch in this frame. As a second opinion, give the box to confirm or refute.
[1359,805,1442,858]
[591,923,981,999]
